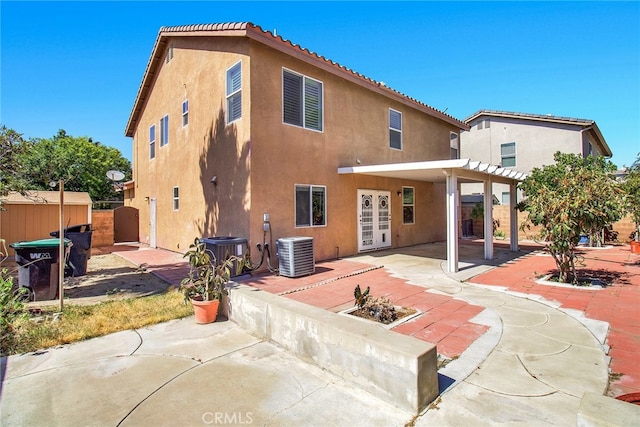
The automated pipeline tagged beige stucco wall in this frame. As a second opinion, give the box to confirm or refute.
[131,36,252,252]
[130,35,459,262]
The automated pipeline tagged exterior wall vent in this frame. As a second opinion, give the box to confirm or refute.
[276,237,315,278]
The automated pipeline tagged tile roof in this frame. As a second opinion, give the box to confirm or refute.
[464,109,611,157]
[125,22,469,136]
[464,109,595,126]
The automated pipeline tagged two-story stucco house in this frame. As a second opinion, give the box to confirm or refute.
[460,110,612,204]
[124,23,524,272]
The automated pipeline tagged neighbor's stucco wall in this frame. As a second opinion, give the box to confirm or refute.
[461,116,588,204]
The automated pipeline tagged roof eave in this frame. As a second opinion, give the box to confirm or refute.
[126,23,469,136]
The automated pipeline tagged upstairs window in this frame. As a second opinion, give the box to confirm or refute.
[450,132,459,159]
[149,124,156,159]
[295,184,326,227]
[389,109,402,150]
[501,142,516,167]
[165,44,173,63]
[402,186,415,224]
[477,118,490,130]
[283,69,323,131]
[226,62,242,123]
[182,100,189,127]
[160,115,169,147]
[173,187,179,211]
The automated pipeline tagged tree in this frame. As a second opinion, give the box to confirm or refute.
[623,153,640,241]
[517,152,624,283]
[0,126,28,206]
[17,130,131,202]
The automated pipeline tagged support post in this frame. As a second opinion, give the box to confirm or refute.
[510,182,519,252]
[58,179,64,312]
[446,171,459,273]
[483,179,494,260]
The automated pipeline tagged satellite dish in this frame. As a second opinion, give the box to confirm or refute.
[106,170,125,182]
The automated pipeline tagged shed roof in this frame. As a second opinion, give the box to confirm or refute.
[1,191,92,205]
[125,22,469,137]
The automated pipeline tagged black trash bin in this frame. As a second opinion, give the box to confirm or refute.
[10,238,72,301]
[51,224,92,277]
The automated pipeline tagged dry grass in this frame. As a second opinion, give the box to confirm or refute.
[10,290,193,355]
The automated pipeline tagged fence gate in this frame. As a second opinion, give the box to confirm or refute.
[114,206,139,243]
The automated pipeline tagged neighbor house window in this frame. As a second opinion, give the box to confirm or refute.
[501,142,516,167]
[389,109,402,150]
[226,62,242,123]
[160,115,169,147]
[165,44,173,63]
[403,186,415,224]
[295,185,326,227]
[477,119,490,129]
[149,124,156,159]
[450,132,459,159]
[173,187,179,210]
[182,100,189,127]
[501,191,510,205]
[283,69,323,131]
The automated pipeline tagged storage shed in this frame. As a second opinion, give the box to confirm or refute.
[0,191,92,256]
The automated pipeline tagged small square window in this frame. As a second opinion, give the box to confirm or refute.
[501,192,510,205]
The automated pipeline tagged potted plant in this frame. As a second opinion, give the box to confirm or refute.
[180,238,244,324]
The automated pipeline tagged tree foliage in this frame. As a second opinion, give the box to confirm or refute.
[16,129,131,202]
[0,126,28,203]
[517,152,624,283]
[623,153,640,241]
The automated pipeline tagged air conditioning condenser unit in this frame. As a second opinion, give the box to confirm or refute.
[276,237,315,278]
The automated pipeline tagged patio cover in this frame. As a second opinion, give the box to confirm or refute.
[338,159,527,272]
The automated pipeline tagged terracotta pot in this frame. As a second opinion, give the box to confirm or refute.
[631,240,640,254]
[616,392,640,405]
[191,298,220,324]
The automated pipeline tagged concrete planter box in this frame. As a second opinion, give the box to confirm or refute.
[227,284,439,414]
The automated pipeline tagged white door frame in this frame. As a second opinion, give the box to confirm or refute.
[357,189,391,252]
[149,198,157,249]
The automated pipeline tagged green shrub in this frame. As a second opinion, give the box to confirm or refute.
[0,268,27,355]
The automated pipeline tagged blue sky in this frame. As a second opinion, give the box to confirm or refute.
[2,1,639,168]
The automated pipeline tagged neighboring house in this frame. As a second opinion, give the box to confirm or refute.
[460,110,612,204]
[124,23,522,269]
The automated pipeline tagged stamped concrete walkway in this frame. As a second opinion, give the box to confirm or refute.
[3,241,636,426]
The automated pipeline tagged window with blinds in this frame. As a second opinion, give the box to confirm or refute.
[226,62,242,123]
[389,109,402,150]
[283,69,323,131]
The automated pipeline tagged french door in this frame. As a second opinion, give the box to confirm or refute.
[357,190,391,252]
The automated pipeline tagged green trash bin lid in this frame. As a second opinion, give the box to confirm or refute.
[10,238,73,249]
